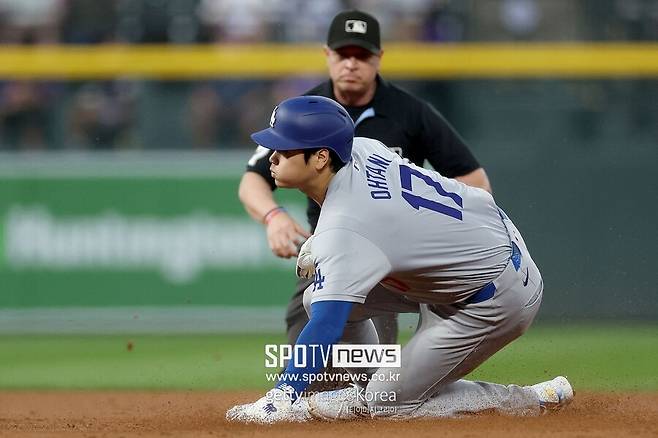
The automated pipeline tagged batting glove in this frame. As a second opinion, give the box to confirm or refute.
[296,235,315,279]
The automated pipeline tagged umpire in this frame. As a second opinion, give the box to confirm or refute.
[238,10,491,346]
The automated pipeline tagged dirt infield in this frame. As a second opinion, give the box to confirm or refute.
[1,390,657,437]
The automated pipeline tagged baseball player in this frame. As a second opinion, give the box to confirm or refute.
[239,10,491,350]
[227,96,573,423]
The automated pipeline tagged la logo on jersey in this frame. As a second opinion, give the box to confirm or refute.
[313,266,325,291]
[269,105,278,128]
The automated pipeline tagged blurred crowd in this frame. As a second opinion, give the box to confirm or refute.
[0,0,656,150]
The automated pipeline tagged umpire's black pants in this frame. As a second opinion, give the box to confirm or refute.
[285,277,400,345]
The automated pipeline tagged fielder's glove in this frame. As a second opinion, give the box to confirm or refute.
[296,235,315,279]
[226,387,295,424]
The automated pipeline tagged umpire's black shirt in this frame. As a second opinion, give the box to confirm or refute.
[246,75,481,232]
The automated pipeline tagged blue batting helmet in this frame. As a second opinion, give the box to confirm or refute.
[251,96,354,163]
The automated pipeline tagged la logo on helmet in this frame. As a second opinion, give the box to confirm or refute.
[269,106,278,128]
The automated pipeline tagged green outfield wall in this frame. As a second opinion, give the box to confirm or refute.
[0,153,307,333]
[0,148,655,333]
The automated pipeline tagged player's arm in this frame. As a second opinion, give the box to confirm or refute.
[227,230,388,422]
[226,299,354,423]
[283,229,391,398]
[276,300,353,400]
[238,147,311,258]
[418,102,492,193]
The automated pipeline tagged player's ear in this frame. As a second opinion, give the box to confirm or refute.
[314,149,331,171]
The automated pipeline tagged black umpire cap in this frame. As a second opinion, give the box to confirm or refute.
[326,10,381,55]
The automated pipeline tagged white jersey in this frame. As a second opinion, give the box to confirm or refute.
[310,137,513,305]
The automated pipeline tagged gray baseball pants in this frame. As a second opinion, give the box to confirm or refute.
[304,213,545,418]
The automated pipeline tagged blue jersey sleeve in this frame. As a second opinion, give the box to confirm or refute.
[275,300,353,401]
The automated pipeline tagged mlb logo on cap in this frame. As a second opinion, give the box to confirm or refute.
[345,19,367,34]
[327,10,381,55]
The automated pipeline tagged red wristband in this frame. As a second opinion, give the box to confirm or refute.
[264,206,286,225]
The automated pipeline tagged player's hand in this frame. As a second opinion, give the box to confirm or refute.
[296,235,315,279]
[266,212,311,258]
[226,388,294,424]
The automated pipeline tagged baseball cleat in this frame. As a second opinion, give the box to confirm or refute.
[308,385,370,421]
[530,376,574,413]
[289,397,313,422]
[226,396,312,423]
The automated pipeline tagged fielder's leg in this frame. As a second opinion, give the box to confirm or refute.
[296,279,371,392]
[291,280,403,345]
[285,277,312,345]
[300,279,419,393]
[369,287,400,344]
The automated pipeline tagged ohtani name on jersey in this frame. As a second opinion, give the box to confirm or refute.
[365,153,393,200]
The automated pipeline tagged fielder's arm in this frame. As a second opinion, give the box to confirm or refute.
[455,167,492,194]
[238,171,280,222]
[238,171,310,258]
[418,101,492,194]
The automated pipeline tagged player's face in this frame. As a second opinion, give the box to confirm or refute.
[269,149,312,188]
[325,46,381,97]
